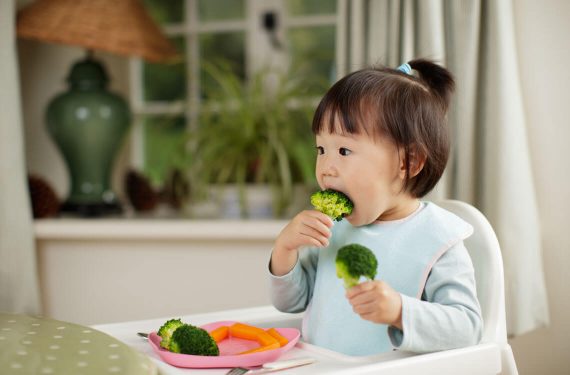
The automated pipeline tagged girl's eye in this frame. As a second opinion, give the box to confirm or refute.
[316,146,324,155]
[339,147,352,156]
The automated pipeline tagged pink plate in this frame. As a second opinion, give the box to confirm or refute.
[148,320,301,368]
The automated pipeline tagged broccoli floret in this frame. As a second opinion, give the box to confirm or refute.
[311,189,354,221]
[335,243,378,288]
[170,324,219,356]
[157,318,184,350]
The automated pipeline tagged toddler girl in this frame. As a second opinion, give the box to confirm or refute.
[269,59,482,355]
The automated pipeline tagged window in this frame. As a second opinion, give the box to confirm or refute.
[134,0,342,186]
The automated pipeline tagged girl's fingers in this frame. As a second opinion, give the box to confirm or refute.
[359,312,379,322]
[348,291,376,307]
[279,210,332,250]
[302,221,331,240]
[301,215,332,238]
[311,210,335,227]
[346,281,374,298]
[352,301,377,315]
[299,227,330,247]
[299,234,328,248]
[303,210,334,227]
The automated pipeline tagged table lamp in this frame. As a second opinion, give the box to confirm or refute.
[17,0,178,217]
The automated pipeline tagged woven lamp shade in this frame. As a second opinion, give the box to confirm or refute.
[17,0,178,63]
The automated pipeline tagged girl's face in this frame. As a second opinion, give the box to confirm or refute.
[315,129,419,226]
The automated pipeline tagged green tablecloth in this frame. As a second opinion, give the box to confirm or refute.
[0,313,158,375]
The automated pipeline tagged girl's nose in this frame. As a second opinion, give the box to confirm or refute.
[318,155,338,177]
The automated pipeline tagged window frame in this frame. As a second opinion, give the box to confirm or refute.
[128,0,348,174]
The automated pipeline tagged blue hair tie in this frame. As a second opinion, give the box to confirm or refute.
[396,63,412,75]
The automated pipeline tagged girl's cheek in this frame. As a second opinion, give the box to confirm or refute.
[315,175,325,190]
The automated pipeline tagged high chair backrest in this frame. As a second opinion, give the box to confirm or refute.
[436,200,508,345]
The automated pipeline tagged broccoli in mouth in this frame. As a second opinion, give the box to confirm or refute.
[311,189,354,221]
[336,243,378,288]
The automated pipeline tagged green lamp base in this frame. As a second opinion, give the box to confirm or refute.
[47,54,131,217]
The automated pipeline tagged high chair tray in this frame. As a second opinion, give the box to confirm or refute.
[94,305,503,375]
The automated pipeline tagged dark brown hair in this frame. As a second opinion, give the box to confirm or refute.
[312,58,455,197]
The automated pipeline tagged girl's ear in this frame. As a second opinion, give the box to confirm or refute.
[399,145,426,179]
[408,146,427,178]
[397,148,408,180]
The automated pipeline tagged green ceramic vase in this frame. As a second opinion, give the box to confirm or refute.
[47,56,130,216]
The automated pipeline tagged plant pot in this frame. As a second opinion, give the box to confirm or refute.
[187,184,314,219]
[216,184,274,219]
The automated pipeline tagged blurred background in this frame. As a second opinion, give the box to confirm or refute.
[2,0,569,374]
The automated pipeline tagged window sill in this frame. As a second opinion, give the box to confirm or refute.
[34,217,288,241]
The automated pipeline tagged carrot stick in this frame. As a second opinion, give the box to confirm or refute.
[209,326,229,343]
[229,322,264,340]
[230,323,265,340]
[266,328,288,347]
[238,342,280,355]
[256,331,278,346]
[229,322,277,346]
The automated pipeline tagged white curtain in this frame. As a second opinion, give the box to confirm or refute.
[0,0,41,314]
[347,0,549,336]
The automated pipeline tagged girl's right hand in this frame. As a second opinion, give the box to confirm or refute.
[270,210,334,276]
[275,210,334,253]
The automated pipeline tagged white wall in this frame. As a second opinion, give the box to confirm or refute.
[34,220,285,326]
[509,0,570,374]
[17,0,570,373]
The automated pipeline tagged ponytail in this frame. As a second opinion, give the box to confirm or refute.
[408,59,455,110]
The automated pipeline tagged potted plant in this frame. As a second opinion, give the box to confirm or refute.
[186,62,322,218]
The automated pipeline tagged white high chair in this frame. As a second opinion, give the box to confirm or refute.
[436,199,518,375]
[247,199,519,374]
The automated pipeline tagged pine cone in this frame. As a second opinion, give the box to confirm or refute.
[161,169,191,209]
[125,169,158,212]
[28,175,60,218]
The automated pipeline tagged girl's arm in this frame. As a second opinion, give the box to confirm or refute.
[388,241,483,352]
[268,210,332,313]
[268,246,320,313]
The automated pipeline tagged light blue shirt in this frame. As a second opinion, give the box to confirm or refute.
[269,202,483,355]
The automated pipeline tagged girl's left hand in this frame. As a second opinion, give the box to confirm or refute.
[346,280,403,329]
